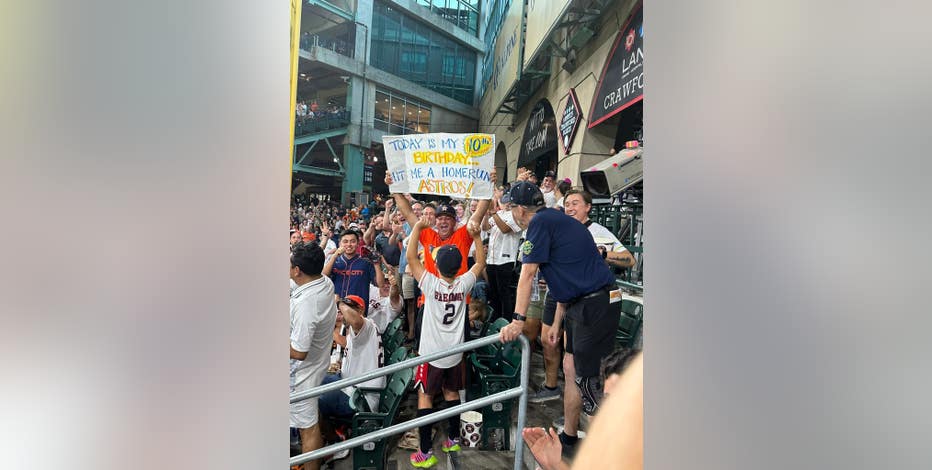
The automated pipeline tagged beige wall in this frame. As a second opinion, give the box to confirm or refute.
[479,0,640,184]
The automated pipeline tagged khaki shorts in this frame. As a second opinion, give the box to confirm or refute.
[526,286,546,320]
[402,273,417,299]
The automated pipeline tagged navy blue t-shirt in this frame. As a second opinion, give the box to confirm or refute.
[520,208,615,303]
[330,255,377,307]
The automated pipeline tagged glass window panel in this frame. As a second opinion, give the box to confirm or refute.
[375,91,390,126]
[390,97,404,130]
[419,106,431,131]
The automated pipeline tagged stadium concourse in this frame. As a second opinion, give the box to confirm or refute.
[289,168,642,470]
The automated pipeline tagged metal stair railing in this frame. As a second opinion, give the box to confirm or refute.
[289,333,531,470]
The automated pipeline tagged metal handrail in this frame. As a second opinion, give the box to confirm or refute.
[289,333,530,470]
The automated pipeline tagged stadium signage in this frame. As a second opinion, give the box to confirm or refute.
[589,3,643,128]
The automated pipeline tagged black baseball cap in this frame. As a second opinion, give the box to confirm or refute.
[382,243,401,267]
[436,204,457,219]
[501,181,545,207]
[434,244,462,277]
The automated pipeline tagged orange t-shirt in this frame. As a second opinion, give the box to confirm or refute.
[419,225,474,277]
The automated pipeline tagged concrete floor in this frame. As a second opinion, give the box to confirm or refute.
[316,344,581,470]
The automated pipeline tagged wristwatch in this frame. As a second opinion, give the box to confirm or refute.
[512,313,527,322]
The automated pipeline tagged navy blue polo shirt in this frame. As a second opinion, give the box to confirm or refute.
[520,208,615,303]
[330,254,377,307]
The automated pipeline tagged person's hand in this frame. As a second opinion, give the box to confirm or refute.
[522,427,563,470]
[466,219,481,238]
[515,167,526,182]
[546,326,561,346]
[415,216,430,230]
[499,320,523,343]
[385,198,394,213]
[392,220,404,235]
[490,168,498,185]
[384,173,394,186]
[334,246,346,256]
[387,270,398,286]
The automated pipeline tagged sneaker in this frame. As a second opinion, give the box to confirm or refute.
[528,385,561,403]
[410,450,438,468]
[441,438,461,453]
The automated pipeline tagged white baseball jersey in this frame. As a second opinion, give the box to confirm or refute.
[341,317,386,411]
[417,270,476,368]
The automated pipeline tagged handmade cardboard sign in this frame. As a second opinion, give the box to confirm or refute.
[383,133,495,199]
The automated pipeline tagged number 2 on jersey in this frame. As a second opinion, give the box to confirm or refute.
[442,303,455,325]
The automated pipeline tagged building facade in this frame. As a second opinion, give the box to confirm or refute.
[479,0,643,185]
[293,0,485,204]
[293,0,643,205]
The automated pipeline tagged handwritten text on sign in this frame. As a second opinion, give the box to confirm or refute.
[384,133,495,199]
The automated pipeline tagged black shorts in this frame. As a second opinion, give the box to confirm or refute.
[564,289,622,378]
[541,291,559,326]
[414,360,466,395]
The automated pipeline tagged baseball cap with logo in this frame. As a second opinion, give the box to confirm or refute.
[435,204,457,219]
[433,244,462,278]
[501,181,545,207]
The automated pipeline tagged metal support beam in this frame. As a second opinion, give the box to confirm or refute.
[296,139,321,166]
[293,127,347,146]
[324,137,338,160]
[292,163,345,177]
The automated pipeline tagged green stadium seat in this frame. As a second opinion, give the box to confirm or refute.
[351,366,414,470]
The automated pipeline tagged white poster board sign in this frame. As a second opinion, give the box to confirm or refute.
[384,133,496,200]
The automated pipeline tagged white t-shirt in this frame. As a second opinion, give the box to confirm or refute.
[487,209,523,265]
[368,285,402,334]
[417,270,476,368]
[543,190,557,208]
[587,222,629,254]
[340,317,385,410]
[290,277,338,393]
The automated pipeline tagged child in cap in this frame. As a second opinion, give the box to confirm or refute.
[405,217,486,468]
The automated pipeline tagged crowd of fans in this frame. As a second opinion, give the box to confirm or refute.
[300,31,350,55]
[296,101,349,126]
[289,166,641,470]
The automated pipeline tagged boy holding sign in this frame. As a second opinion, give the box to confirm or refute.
[405,216,486,467]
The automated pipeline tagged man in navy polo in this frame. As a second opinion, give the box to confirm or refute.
[499,181,623,426]
[322,229,385,311]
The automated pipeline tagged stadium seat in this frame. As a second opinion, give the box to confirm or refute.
[617,298,643,348]
[466,337,522,450]
[385,345,409,366]
[351,366,414,470]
